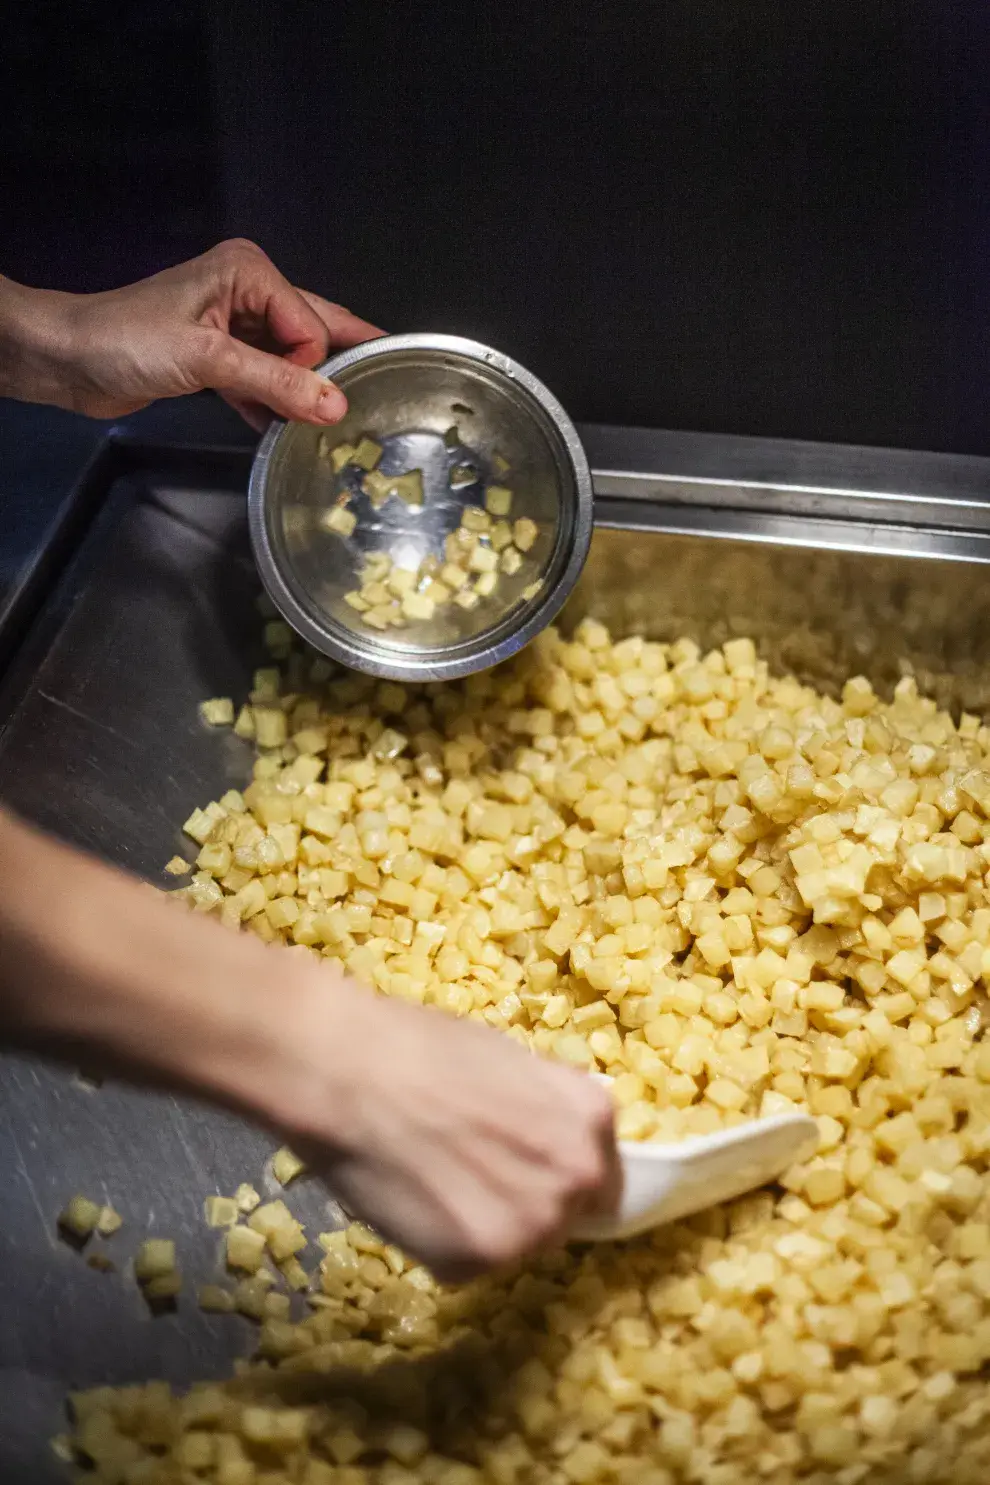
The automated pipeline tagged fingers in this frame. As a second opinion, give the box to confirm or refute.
[200,332,347,425]
[296,289,386,350]
[208,239,334,369]
[216,391,270,434]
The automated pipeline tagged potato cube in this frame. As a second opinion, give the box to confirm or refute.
[272,1147,307,1186]
[58,1195,103,1241]
[351,437,383,471]
[199,697,235,727]
[485,486,513,517]
[134,1239,177,1284]
[513,517,539,552]
[225,1226,267,1273]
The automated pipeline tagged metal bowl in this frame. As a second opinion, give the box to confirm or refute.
[248,333,593,681]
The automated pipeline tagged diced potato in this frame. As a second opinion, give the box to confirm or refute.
[198,1284,236,1314]
[351,436,383,471]
[512,517,538,551]
[129,614,990,1481]
[321,505,357,538]
[96,1205,122,1238]
[401,591,436,621]
[134,1240,177,1284]
[204,1196,241,1229]
[199,697,235,727]
[144,1272,182,1301]
[272,1147,307,1186]
[225,1226,267,1274]
[485,485,513,517]
[468,544,497,575]
[329,441,355,472]
[391,469,424,507]
[58,1196,103,1241]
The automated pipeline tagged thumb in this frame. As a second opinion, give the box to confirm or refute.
[206,337,348,424]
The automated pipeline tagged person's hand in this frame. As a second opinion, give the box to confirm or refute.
[0,239,383,430]
[0,810,620,1281]
[268,975,621,1281]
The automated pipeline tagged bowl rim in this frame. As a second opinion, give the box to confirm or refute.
[248,332,594,681]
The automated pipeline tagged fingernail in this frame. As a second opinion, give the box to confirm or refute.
[317,380,347,422]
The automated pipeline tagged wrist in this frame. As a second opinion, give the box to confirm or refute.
[0,276,80,407]
[247,968,378,1155]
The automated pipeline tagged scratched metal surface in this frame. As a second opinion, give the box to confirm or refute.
[0,476,346,1484]
[5,456,990,1479]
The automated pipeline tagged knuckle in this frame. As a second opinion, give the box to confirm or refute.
[473,1216,526,1271]
[269,358,305,399]
[216,236,264,264]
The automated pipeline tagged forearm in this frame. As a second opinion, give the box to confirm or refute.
[0,808,353,1133]
[0,276,79,407]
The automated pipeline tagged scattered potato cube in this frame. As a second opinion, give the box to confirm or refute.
[204,1196,240,1229]
[58,1196,103,1241]
[225,1226,267,1274]
[199,697,235,727]
[272,1147,306,1186]
[198,1285,235,1314]
[96,1205,122,1238]
[143,1272,182,1302]
[329,441,356,472]
[134,1240,177,1284]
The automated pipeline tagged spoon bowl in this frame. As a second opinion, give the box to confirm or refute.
[574,1093,819,1243]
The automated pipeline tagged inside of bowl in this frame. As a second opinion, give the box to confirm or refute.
[264,349,577,663]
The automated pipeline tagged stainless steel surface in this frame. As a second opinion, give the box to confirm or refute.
[249,333,593,682]
[581,423,990,528]
[5,429,990,1478]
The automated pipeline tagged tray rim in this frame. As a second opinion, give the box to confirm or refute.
[6,422,990,687]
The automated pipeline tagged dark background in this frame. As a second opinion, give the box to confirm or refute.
[4,2,990,455]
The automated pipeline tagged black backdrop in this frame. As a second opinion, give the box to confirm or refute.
[5,3,990,455]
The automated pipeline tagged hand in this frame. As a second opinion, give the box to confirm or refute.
[0,239,383,430]
[270,977,621,1281]
[0,810,620,1280]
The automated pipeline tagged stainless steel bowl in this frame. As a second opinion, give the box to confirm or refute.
[248,333,593,681]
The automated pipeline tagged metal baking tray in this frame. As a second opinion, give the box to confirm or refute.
[3,427,990,1481]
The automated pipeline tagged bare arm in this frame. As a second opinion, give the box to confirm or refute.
[0,240,618,1273]
[0,808,616,1279]
[0,237,382,430]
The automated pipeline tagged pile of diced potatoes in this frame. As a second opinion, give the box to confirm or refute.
[70,621,990,1483]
